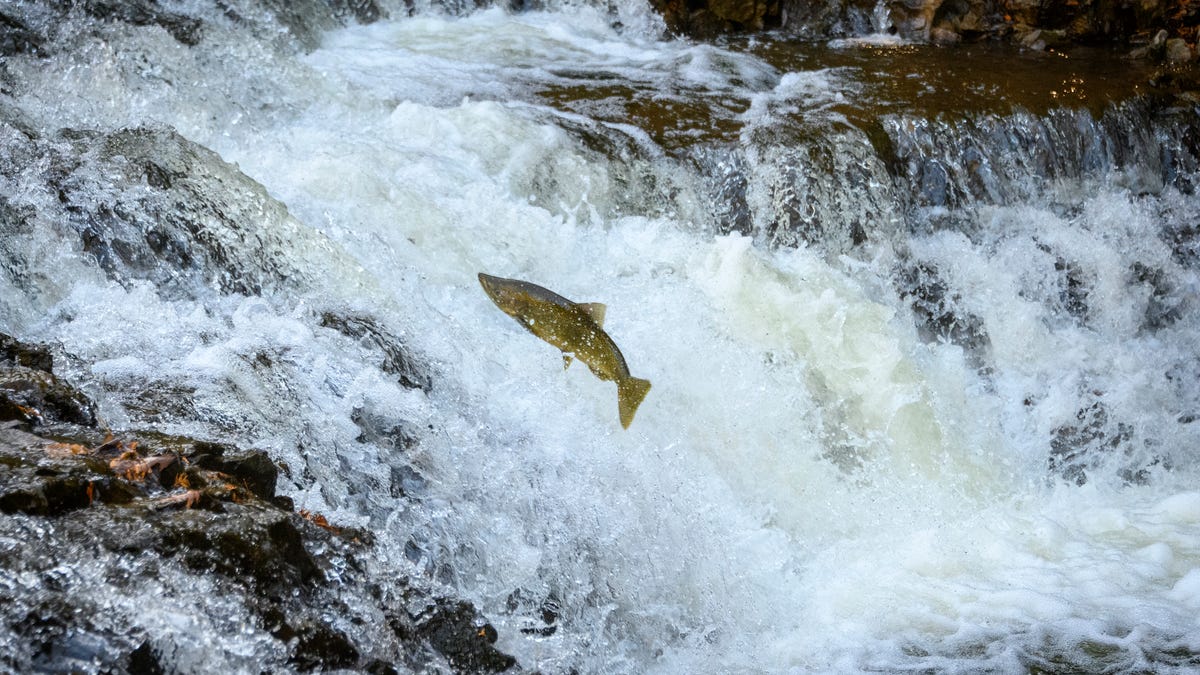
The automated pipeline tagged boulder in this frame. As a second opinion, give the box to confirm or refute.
[1166,37,1196,60]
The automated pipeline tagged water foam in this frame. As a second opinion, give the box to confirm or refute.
[5,4,1200,673]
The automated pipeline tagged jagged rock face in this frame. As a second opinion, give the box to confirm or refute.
[0,118,430,397]
[0,123,332,301]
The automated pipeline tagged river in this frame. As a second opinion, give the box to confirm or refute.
[2,0,1200,672]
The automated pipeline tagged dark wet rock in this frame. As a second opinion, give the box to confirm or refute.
[930,26,963,43]
[85,127,303,296]
[1131,262,1183,331]
[1166,37,1196,61]
[320,311,432,391]
[284,615,362,670]
[3,0,385,57]
[76,0,205,46]
[0,365,98,429]
[423,602,515,672]
[12,595,129,673]
[1048,393,1168,485]
[127,639,166,675]
[506,588,561,637]
[0,421,282,516]
[652,0,1199,46]
[650,0,784,37]
[156,507,323,591]
[0,123,362,305]
[0,451,514,670]
[932,0,987,38]
[897,262,992,368]
[775,0,881,39]
[393,598,517,673]
[690,146,753,236]
[0,9,48,57]
[254,0,385,49]
[0,350,515,672]
[1050,253,1092,322]
[184,439,280,501]
[0,332,53,372]
[887,0,1194,46]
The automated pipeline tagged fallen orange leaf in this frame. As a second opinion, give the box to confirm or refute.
[152,489,201,510]
[45,442,88,458]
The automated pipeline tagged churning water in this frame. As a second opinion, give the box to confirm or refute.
[3,0,1200,672]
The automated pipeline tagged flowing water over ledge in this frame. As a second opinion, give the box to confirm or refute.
[537,39,1168,147]
[2,1,1200,672]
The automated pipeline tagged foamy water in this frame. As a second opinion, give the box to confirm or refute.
[4,3,1200,672]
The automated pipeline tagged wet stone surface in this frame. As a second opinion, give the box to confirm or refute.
[0,333,516,673]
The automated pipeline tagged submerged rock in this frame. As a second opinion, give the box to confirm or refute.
[1047,393,1169,485]
[320,311,432,392]
[1166,37,1196,61]
[897,262,992,369]
[1131,261,1184,331]
[0,8,48,57]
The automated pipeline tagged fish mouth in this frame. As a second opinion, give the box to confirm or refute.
[478,272,508,303]
[478,272,499,294]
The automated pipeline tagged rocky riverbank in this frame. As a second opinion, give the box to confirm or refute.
[649,0,1200,55]
[0,332,516,673]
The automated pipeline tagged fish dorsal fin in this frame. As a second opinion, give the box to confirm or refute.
[562,353,573,370]
[578,302,606,327]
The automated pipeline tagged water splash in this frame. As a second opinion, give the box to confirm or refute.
[1,2,1199,673]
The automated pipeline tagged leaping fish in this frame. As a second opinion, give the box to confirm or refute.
[478,272,652,429]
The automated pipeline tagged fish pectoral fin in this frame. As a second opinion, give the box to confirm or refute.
[578,303,607,327]
[617,376,652,429]
[562,353,573,370]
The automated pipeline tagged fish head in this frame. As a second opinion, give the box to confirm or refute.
[478,272,508,300]
[478,273,526,316]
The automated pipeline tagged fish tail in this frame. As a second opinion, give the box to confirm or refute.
[617,376,652,429]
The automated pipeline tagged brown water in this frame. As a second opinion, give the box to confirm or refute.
[535,39,1166,151]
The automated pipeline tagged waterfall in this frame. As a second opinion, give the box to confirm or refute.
[1,1,1199,672]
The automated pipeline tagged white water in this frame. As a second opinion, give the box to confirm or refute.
[5,3,1200,672]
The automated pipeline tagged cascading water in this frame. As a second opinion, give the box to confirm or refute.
[1,0,1199,672]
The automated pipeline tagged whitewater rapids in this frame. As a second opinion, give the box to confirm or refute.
[2,1,1199,672]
